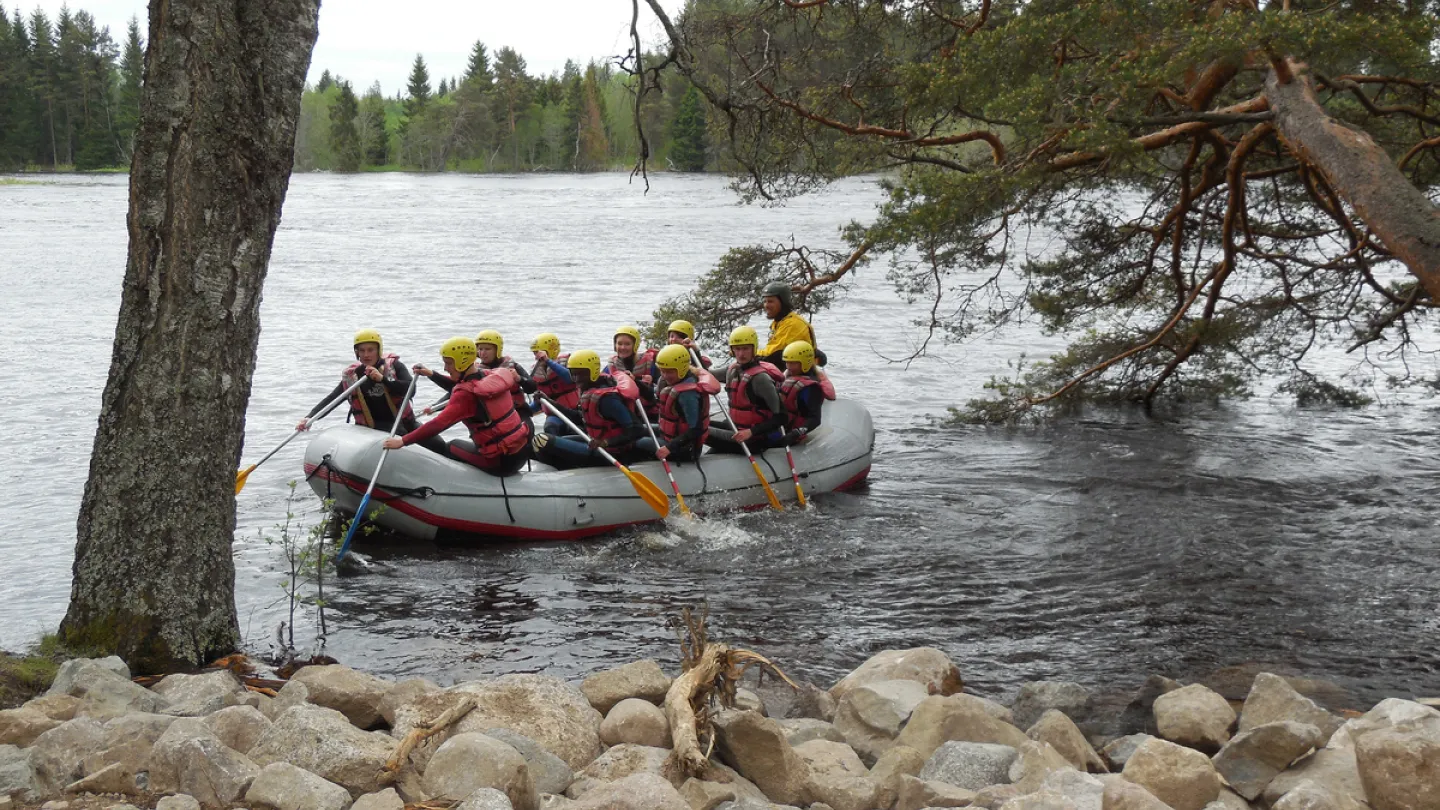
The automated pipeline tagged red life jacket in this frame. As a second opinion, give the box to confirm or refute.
[579,377,634,448]
[531,353,579,409]
[610,348,659,418]
[457,369,530,459]
[725,361,784,430]
[780,373,823,436]
[658,377,710,447]
[342,354,414,428]
[483,356,531,415]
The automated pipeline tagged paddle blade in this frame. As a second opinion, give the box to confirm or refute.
[752,461,785,511]
[795,483,808,509]
[234,464,257,495]
[623,466,671,517]
[675,491,693,519]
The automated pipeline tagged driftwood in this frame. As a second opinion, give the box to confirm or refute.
[663,606,800,776]
[381,694,478,784]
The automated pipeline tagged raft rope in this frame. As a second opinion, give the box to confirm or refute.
[498,474,516,523]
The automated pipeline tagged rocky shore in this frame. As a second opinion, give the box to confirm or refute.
[0,648,1433,810]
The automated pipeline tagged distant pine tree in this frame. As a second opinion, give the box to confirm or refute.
[316,68,333,92]
[360,83,388,166]
[404,54,430,119]
[115,16,142,159]
[465,40,493,91]
[668,84,706,172]
[329,80,361,172]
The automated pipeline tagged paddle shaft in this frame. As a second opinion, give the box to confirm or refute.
[635,400,690,516]
[692,349,783,510]
[537,398,625,468]
[539,398,671,517]
[336,375,419,561]
[785,444,808,508]
[235,376,371,494]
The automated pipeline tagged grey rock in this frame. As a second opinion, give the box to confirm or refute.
[680,777,737,810]
[793,739,876,810]
[244,761,352,810]
[782,682,838,724]
[64,761,138,796]
[46,661,164,721]
[423,732,536,810]
[458,787,517,810]
[832,679,930,765]
[734,688,766,716]
[248,704,395,796]
[565,743,673,799]
[47,658,129,695]
[0,744,39,801]
[829,649,964,705]
[918,741,1017,790]
[21,695,81,723]
[1154,684,1236,752]
[868,744,926,810]
[894,695,1029,760]
[1008,740,1076,794]
[1204,787,1254,810]
[1101,734,1153,771]
[291,664,393,729]
[484,728,575,797]
[202,704,272,754]
[1122,736,1222,810]
[444,676,603,772]
[261,680,311,721]
[0,709,60,747]
[1270,780,1346,810]
[893,774,976,810]
[580,660,672,715]
[1328,697,1440,750]
[776,718,845,748]
[1239,674,1341,746]
[151,671,246,717]
[1354,725,1440,810]
[1028,710,1106,772]
[1211,720,1321,800]
[1100,776,1173,810]
[600,698,669,749]
[1012,683,1094,731]
[153,796,200,810]
[1039,769,1105,810]
[351,788,405,810]
[27,717,106,796]
[1262,746,1366,808]
[567,772,688,810]
[713,710,813,806]
[378,678,438,727]
[158,735,259,807]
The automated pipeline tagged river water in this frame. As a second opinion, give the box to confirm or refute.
[2,172,1437,708]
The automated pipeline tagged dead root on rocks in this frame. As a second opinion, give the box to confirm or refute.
[664,605,799,777]
[380,694,478,785]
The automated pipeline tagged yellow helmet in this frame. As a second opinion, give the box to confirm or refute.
[667,319,695,341]
[531,332,561,357]
[475,329,504,354]
[728,325,760,349]
[440,336,477,373]
[353,328,383,354]
[614,325,643,348]
[655,344,691,373]
[567,349,602,380]
[783,340,815,373]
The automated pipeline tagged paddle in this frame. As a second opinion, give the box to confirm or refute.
[693,349,783,511]
[235,376,368,494]
[634,400,692,519]
[336,375,419,561]
[784,442,808,508]
[538,398,670,518]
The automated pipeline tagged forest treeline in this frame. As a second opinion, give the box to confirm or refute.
[0,4,711,173]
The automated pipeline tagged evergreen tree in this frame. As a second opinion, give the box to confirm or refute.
[464,40,492,90]
[316,68,332,92]
[329,79,360,171]
[116,16,141,158]
[561,64,583,169]
[360,82,388,165]
[492,46,528,169]
[575,64,607,171]
[28,9,58,166]
[668,83,706,172]
[437,77,447,96]
[403,53,430,118]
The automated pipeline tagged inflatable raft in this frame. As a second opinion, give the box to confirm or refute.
[302,398,874,541]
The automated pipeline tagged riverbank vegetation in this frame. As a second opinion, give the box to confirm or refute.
[641,0,1440,418]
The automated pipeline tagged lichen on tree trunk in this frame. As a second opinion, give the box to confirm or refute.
[61,0,320,673]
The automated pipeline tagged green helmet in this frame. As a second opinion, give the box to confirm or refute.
[762,281,795,310]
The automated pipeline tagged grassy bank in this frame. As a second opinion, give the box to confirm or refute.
[0,635,107,708]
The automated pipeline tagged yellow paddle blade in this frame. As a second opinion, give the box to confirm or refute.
[675,490,693,519]
[752,461,785,511]
[234,464,257,495]
[795,482,808,509]
[623,466,671,517]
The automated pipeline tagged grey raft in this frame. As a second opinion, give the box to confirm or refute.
[303,399,874,541]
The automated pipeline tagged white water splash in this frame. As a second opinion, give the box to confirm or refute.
[634,512,767,552]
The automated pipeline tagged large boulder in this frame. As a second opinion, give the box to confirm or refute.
[483,728,575,796]
[564,743,674,799]
[1154,684,1236,752]
[1036,769,1106,810]
[291,664,393,729]
[458,787,517,810]
[25,716,106,796]
[829,648,963,704]
[1269,780,1350,810]
[869,744,926,810]
[580,660,672,715]
[918,740,1017,791]
[352,788,405,810]
[793,739,877,810]
[0,709,59,747]
[1102,734,1154,771]
[45,659,165,720]
[1122,736,1222,810]
[1028,710,1106,772]
[203,705,271,755]
[1239,674,1341,746]
[156,736,260,807]
[1261,746,1366,807]
[261,680,312,721]
[378,679,439,728]
[437,676,602,771]
[712,710,812,806]
[1101,775,1174,810]
[83,712,179,784]
[423,732,536,810]
[832,679,930,765]
[248,704,396,796]
[893,694,1029,760]
[1012,683,1094,732]
[1008,740,1077,794]
[245,761,352,810]
[1211,720,1321,800]
[775,718,845,748]
[567,772,688,810]
[1329,698,1440,750]
[893,773,977,810]
[600,699,669,749]
[679,776,737,810]
[1354,726,1440,810]
[22,694,81,722]
[152,671,247,717]
[0,744,39,801]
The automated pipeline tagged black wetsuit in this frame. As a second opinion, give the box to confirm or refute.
[310,363,450,457]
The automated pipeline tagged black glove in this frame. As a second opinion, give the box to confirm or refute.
[783,428,808,445]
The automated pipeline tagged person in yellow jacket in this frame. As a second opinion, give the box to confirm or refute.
[758,281,826,367]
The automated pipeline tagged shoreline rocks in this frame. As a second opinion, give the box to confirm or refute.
[0,650,1431,810]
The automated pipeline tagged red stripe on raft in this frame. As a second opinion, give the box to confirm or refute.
[834,465,872,492]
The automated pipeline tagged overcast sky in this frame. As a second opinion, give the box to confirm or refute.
[25,0,685,95]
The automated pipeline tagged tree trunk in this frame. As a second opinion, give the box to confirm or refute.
[1266,62,1440,295]
[61,0,319,673]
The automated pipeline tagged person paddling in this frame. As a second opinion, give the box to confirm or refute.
[606,324,660,418]
[384,337,531,476]
[778,341,833,445]
[707,325,788,455]
[635,345,718,464]
[535,350,643,469]
[298,330,449,456]
[665,319,712,369]
[758,281,826,367]
[529,332,580,436]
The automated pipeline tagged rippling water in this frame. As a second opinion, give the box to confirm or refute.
[2,172,1437,707]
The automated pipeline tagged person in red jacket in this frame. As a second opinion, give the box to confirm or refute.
[384,337,531,476]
